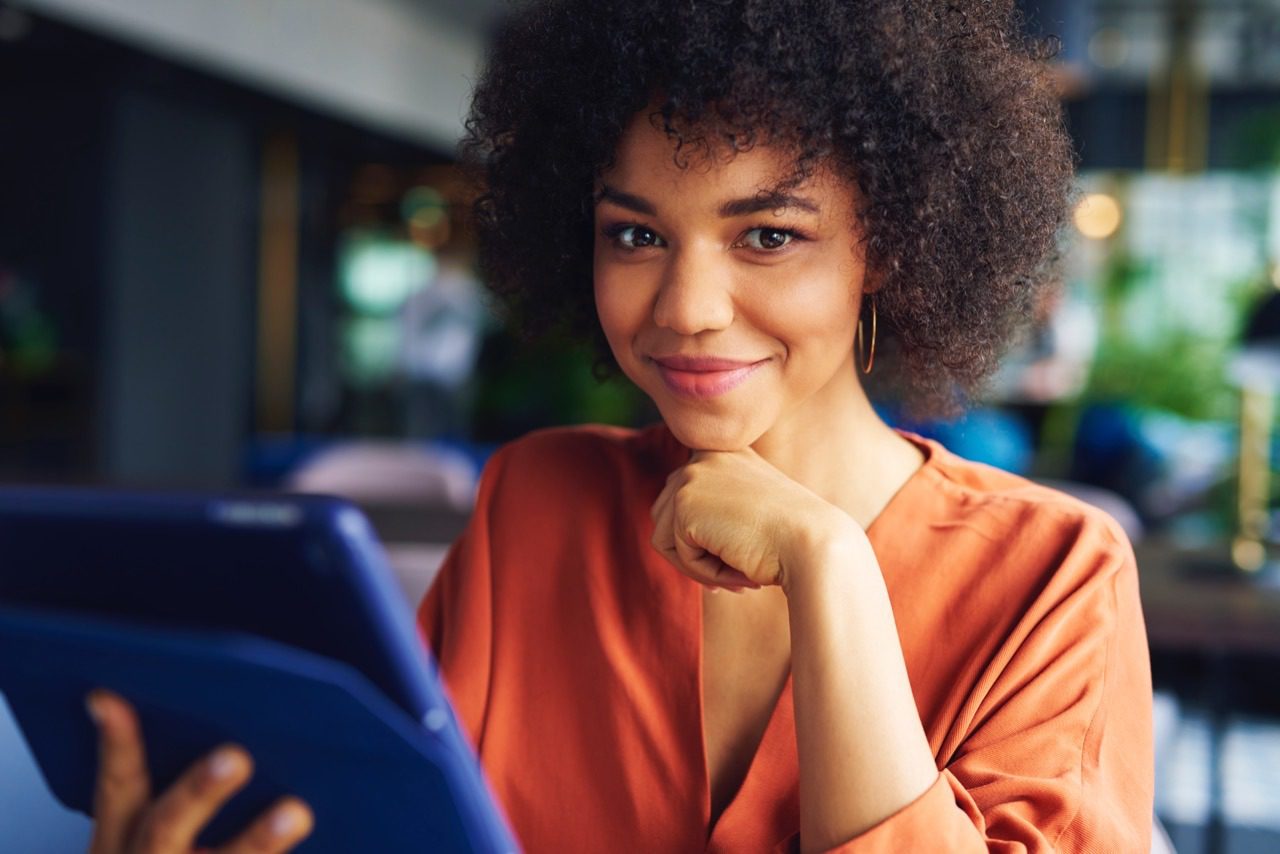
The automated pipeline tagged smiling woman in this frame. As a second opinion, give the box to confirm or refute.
[82,1,1153,853]
[416,1,1151,852]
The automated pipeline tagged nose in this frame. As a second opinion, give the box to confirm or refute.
[651,245,735,335]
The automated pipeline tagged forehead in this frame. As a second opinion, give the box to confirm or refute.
[601,110,848,209]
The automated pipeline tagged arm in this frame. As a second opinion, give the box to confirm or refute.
[784,532,937,851]
[784,527,1153,853]
[650,449,1153,853]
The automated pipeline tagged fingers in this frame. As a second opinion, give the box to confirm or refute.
[649,469,679,522]
[85,690,311,854]
[652,489,758,593]
[672,529,735,591]
[131,744,254,853]
[217,797,314,854]
[712,563,759,590]
[651,496,690,584]
[652,463,762,592]
[673,529,758,593]
[88,690,152,854]
[650,483,673,549]
[651,484,705,585]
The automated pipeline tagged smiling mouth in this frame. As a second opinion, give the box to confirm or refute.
[649,356,768,400]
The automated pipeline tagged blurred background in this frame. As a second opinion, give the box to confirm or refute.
[0,0,1277,851]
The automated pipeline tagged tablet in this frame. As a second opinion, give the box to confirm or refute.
[0,487,517,853]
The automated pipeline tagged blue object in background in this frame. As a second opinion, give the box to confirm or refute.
[883,404,1035,475]
[1070,403,1167,521]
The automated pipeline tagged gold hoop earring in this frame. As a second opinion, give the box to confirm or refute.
[856,293,877,375]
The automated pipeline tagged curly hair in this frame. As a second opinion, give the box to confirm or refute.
[461,0,1076,419]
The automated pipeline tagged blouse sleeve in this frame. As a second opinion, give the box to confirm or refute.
[416,445,510,750]
[821,523,1154,853]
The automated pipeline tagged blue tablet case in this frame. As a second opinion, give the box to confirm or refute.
[0,489,519,853]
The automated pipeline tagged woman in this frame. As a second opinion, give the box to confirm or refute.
[86,1,1154,851]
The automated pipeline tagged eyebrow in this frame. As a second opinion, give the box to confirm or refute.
[595,184,820,218]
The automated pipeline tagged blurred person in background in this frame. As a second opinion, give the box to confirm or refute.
[83,1,1155,852]
[396,242,487,439]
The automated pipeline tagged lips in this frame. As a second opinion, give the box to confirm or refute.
[650,355,768,399]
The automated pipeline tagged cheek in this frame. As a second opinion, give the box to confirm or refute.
[592,265,648,358]
[748,264,860,359]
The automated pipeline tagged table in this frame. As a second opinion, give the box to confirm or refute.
[1136,538,1280,854]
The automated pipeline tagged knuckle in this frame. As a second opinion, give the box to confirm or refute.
[184,767,223,800]
[134,812,177,853]
[146,794,186,831]
[672,488,690,511]
[95,712,130,748]
[98,761,139,796]
[238,828,278,853]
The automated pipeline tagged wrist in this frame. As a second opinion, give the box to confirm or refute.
[780,516,874,598]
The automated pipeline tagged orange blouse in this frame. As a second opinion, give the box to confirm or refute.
[417,423,1154,852]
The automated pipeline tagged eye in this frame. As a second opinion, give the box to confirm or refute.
[740,227,795,251]
[605,224,665,250]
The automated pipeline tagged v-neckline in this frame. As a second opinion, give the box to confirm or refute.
[671,426,938,848]
[696,597,795,845]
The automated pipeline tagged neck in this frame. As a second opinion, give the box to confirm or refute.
[748,356,923,529]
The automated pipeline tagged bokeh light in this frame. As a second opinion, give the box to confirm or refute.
[1073,192,1123,240]
[339,234,436,314]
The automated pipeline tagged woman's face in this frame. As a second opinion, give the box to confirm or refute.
[593,113,872,451]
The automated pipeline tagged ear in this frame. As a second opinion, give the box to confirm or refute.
[858,266,885,297]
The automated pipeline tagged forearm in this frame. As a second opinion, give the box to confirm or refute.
[785,535,938,853]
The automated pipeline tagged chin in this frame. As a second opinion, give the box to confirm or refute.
[656,404,768,453]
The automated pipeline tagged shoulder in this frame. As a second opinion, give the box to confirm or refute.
[909,433,1137,591]
[899,442,1154,851]
[922,433,1132,552]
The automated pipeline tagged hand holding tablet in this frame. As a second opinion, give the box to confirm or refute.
[85,690,314,854]
[0,487,517,853]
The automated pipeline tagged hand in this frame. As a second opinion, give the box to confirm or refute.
[649,448,860,594]
[86,689,314,854]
